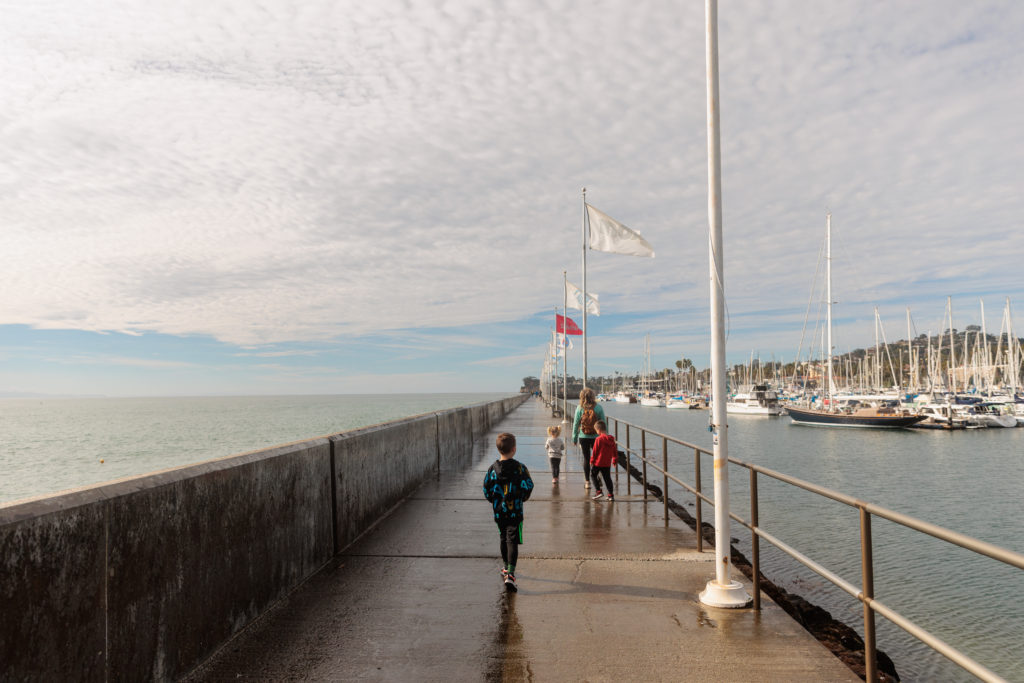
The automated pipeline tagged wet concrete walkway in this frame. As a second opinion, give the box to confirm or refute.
[186,398,856,681]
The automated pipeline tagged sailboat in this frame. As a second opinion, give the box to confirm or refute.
[638,334,666,407]
[787,214,926,429]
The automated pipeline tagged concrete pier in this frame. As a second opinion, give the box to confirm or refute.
[185,398,856,681]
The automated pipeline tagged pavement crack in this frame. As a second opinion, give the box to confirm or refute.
[572,559,585,584]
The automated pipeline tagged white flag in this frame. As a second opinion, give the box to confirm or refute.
[566,281,600,316]
[587,204,655,258]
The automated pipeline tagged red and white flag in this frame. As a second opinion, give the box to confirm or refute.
[556,314,583,335]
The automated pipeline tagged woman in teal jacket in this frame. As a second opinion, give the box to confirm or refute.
[572,388,606,489]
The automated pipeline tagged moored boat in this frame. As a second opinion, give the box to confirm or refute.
[787,214,924,429]
[788,401,926,428]
[726,384,784,416]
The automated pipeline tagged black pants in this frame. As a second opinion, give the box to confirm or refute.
[499,523,521,569]
[591,466,613,495]
[579,438,595,481]
[549,457,561,478]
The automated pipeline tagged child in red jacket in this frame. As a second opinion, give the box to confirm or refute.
[589,421,617,501]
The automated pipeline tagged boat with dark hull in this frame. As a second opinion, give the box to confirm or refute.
[787,214,924,430]
[787,404,926,428]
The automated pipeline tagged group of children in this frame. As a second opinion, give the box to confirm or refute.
[483,389,619,592]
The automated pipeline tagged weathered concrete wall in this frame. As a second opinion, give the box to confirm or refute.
[0,394,527,682]
[331,415,438,550]
[436,407,473,472]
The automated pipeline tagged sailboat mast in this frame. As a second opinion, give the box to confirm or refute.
[980,299,990,395]
[826,213,833,405]
[874,306,880,390]
[1008,297,1018,395]
[948,296,956,394]
[906,307,913,392]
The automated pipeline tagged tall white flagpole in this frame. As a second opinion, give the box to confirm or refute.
[699,0,751,609]
[563,271,570,425]
[581,187,589,389]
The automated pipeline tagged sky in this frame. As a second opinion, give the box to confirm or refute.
[2,1,1023,397]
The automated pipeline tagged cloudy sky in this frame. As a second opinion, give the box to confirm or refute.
[2,0,1023,396]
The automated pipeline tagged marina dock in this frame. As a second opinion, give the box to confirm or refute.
[184,398,855,681]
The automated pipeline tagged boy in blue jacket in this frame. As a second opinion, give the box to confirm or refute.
[483,432,534,592]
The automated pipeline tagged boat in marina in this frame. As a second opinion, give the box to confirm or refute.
[970,402,1018,428]
[788,215,925,429]
[726,384,784,416]
[638,334,665,406]
[666,394,689,409]
[907,402,969,430]
[788,400,926,428]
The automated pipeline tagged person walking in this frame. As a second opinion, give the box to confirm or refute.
[571,388,605,490]
[588,420,617,501]
[545,425,565,484]
[482,432,534,592]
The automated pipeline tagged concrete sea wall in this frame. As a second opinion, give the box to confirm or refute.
[0,394,528,681]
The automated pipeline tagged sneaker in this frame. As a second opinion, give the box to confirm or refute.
[584,481,591,490]
[552,478,558,484]
[504,574,518,592]
[501,568,509,580]
[591,491,604,500]
[606,495,615,502]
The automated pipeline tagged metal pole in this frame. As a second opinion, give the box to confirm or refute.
[750,469,761,611]
[860,507,878,681]
[662,438,669,525]
[699,0,750,608]
[581,188,588,388]
[562,272,569,426]
[642,433,649,501]
[694,448,703,553]
[618,423,626,493]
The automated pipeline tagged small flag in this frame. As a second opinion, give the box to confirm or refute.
[556,314,583,335]
[566,281,600,316]
[587,203,655,257]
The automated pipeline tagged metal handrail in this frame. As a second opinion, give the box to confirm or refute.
[606,415,1022,683]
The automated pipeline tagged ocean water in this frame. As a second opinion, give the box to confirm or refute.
[601,402,1024,683]
[0,393,508,505]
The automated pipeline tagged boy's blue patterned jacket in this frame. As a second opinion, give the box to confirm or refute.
[483,458,534,526]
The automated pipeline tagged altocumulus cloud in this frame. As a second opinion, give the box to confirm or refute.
[1,0,1023,355]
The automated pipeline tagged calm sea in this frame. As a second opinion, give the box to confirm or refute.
[0,393,508,505]
[601,402,1024,683]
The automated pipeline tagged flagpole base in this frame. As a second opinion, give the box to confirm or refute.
[699,580,752,609]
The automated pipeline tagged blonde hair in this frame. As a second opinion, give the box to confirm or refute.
[579,388,596,408]
[547,425,561,437]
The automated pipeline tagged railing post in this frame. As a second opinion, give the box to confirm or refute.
[662,437,669,525]
[624,426,630,491]
[631,430,642,496]
[860,507,877,681]
[694,448,703,553]
[641,432,649,501]
[750,469,760,611]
